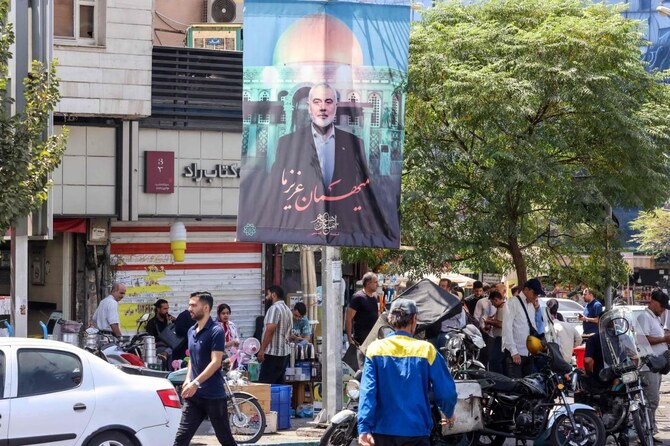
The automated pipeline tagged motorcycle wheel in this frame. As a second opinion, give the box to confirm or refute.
[473,432,505,446]
[550,409,606,446]
[632,408,654,446]
[228,392,266,444]
[320,418,357,446]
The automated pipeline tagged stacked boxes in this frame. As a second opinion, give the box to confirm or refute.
[270,384,292,430]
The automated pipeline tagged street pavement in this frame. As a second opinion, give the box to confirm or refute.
[190,375,670,445]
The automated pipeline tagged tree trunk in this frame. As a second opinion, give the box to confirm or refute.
[509,237,527,286]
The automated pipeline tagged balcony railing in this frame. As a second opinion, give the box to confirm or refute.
[140,46,242,131]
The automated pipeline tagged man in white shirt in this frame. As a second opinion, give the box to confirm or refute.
[502,278,543,378]
[546,299,581,363]
[636,289,670,441]
[91,283,126,337]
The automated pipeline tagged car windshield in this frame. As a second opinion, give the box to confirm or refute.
[556,300,583,312]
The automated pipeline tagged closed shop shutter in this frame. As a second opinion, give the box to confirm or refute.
[110,221,264,339]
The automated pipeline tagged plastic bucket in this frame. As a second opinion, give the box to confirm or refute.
[574,345,586,370]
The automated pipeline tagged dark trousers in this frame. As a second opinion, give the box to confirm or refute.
[488,336,506,375]
[505,351,534,378]
[478,333,492,368]
[173,395,237,446]
[372,434,430,446]
[258,354,289,384]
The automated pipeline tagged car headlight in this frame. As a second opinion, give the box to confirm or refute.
[346,379,360,400]
[622,371,638,384]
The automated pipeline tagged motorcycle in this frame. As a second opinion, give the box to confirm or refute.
[441,324,486,378]
[462,338,606,446]
[167,363,266,444]
[573,307,660,446]
[320,369,473,446]
[319,369,362,446]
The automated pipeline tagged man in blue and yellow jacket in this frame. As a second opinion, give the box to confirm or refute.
[358,298,458,446]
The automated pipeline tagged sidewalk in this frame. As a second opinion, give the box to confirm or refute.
[190,374,670,445]
[191,415,323,445]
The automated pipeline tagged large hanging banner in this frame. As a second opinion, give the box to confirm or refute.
[236,0,410,248]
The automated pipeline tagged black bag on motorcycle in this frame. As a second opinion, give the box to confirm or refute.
[646,351,670,374]
[158,323,185,350]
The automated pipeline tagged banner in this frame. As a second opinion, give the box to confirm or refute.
[237,0,410,248]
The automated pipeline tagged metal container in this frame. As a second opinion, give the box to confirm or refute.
[143,336,157,364]
[61,333,80,347]
[84,333,98,349]
[441,380,484,435]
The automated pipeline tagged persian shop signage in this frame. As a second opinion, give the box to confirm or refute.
[182,162,240,183]
[145,151,174,193]
[144,151,241,194]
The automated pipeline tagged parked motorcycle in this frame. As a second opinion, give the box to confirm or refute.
[441,324,486,378]
[462,340,606,446]
[573,307,659,446]
[167,364,266,444]
[320,370,473,446]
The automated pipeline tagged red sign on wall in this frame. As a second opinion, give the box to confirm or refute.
[145,151,174,193]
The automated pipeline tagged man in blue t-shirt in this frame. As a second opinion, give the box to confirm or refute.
[579,288,603,336]
[173,291,237,446]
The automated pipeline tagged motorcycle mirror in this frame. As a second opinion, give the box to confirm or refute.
[605,317,629,337]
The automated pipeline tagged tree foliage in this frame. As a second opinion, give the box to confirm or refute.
[392,0,670,284]
[629,208,670,255]
[0,0,67,234]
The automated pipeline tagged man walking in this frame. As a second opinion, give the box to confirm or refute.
[346,272,380,369]
[637,289,670,443]
[502,278,543,378]
[358,298,457,446]
[546,299,581,363]
[173,291,236,446]
[258,285,292,384]
[92,282,126,337]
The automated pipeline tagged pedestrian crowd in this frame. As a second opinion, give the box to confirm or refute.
[95,273,670,446]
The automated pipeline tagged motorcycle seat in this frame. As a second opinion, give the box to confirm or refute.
[464,369,520,393]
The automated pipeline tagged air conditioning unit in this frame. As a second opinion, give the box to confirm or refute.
[207,0,243,24]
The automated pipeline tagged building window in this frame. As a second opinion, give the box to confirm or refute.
[369,93,381,127]
[243,91,252,124]
[347,92,360,126]
[391,94,400,128]
[258,91,270,125]
[278,91,288,124]
[55,0,98,43]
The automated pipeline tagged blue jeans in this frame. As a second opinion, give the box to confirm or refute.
[173,395,237,446]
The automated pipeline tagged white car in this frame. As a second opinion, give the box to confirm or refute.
[539,297,585,336]
[0,337,181,446]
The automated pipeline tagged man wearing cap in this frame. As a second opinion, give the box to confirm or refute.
[501,278,544,378]
[637,289,670,442]
[358,298,457,446]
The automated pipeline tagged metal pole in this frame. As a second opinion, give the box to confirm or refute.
[320,246,342,421]
[605,203,612,311]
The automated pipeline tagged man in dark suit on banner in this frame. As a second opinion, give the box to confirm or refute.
[251,82,399,248]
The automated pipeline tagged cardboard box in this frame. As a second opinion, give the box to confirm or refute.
[264,411,278,434]
[230,382,272,414]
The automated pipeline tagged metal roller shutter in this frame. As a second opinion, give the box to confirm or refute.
[110,221,264,339]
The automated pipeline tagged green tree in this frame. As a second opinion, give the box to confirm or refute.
[0,0,67,234]
[629,208,670,255]
[397,0,670,285]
